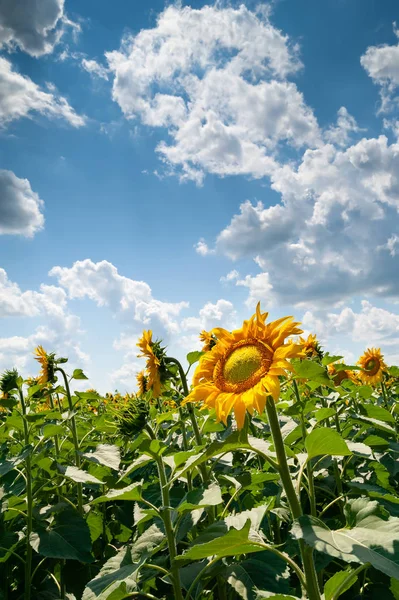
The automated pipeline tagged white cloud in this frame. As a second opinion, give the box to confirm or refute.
[0,0,78,57]
[220,269,240,283]
[107,4,321,182]
[325,107,365,147]
[181,298,237,340]
[0,269,87,379]
[81,58,109,80]
[0,169,44,236]
[194,239,215,256]
[201,135,399,306]
[361,25,399,112]
[0,57,85,128]
[378,234,399,257]
[236,272,274,308]
[50,259,188,333]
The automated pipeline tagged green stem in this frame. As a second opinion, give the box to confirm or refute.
[57,368,83,514]
[330,563,370,600]
[178,407,193,492]
[381,381,389,410]
[266,397,321,600]
[166,357,208,482]
[154,453,183,600]
[294,381,317,518]
[18,387,33,600]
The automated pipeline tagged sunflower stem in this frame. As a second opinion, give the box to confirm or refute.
[18,385,33,600]
[154,453,184,600]
[57,368,83,515]
[381,381,389,410]
[266,396,321,600]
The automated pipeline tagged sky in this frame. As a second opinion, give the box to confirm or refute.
[1,0,399,393]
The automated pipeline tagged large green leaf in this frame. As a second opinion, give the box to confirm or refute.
[175,520,264,563]
[187,351,204,366]
[59,465,104,485]
[305,428,352,460]
[225,551,290,600]
[293,360,334,388]
[82,547,139,600]
[82,444,121,470]
[178,483,223,512]
[30,509,93,562]
[91,482,142,504]
[292,514,399,579]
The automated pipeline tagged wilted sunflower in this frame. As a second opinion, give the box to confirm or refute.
[200,330,216,352]
[34,346,56,385]
[137,331,163,397]
[183,304,303,429]
[136,370,148,396]
[299,333,322,358]
[358,348,387,385]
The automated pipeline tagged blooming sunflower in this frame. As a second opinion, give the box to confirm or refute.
[357,348,387,385]
[183,304,303,429]
[199,330,216,352]
[136,370,148,396]
[327,362,355,386]
[137,330,161,397]
[298,333,322,358]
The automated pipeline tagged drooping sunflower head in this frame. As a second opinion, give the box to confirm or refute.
[116,396,151,437]
[137,330,168,398]
[358,348,387,386]
[183,303,303,429]
[298,333,323,359]
[199,330,217,352]
[0,369,19,398]
[34,346,56,385]
[136,370,148,396]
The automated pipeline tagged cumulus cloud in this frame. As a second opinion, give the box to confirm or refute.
[0,0,78,57]
[361,25,399,112]
[236,272,274,308]
[220,270,240,283]
[81,58,109,80]
[0,57,85,128]
[106,4,321,183]
[325,107,365,147]
[0,268,87,377]
[179,298,238,351]
[201,135,399,306]
[0,169,44,236]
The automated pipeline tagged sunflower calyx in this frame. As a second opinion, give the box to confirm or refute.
[0,369,20,396]
[117,396,151,437]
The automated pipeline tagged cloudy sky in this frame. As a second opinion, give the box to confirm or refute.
[1,0,399,392]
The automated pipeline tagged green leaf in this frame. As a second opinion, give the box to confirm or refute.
[293,360,334,388]
[390,577,399,600]
[72,369,88,380]
[225,551,290,599]
[324,569,358,600]
[59,465,104,485]
[43,424,66,438]
[344,497,382,528]
[175,520,264,563]
[30,509,93,562]
[0,446,31,476]
[322,354,344,366]
[187,351,204,366]
[0,398,18,409]
[91,482,142,505]
[292,514,399,579]
[82,547,139,600]
[359,404,395,424]
[82,444,121,470]
[178,483,223,512]
[389,366,399,377]
[305,428,352,460]
[314,408,336,422]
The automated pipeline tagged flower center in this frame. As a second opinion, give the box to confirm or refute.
[214,338,273,393]
[223,345,263,384]
[364,358,379,375]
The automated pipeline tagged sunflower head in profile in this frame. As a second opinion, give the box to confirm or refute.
[357,348,387,385]
[298,333,323,359]
[116,396,151,437]
[136,370,148,396]
[34,346,56,385]
[137,330,167,398]
[199,330,217,352]
[0,369,19,398]
[183,303,303,429]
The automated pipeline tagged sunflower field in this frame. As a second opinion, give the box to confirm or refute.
[1,305,399,600]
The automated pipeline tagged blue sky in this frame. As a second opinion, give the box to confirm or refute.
[1,0,399,392]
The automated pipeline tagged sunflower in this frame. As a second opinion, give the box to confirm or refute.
[137,330,161,397]
[298,333,322,358]
[136,370,148,396]
[357,348,387,385]
[200,330,216,352]
[327,362,355,386]
[183,304,303,429]
[34,346,53,385]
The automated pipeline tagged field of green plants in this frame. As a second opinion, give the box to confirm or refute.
[1,306,399,600]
